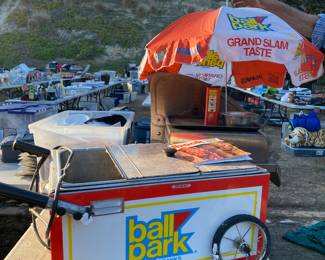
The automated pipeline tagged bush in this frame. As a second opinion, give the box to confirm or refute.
[0,30,104,67]
[0,33,22,67]
[28,15,52,33]
[74,40,104,60]
[57,14,145,48]
[6,9,29,27]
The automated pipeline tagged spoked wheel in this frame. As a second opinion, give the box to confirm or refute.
[212,215,271,260]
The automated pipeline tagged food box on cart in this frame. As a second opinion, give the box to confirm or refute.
[281,122,325,157]
[29,110,134,149]
[48,143,270,260]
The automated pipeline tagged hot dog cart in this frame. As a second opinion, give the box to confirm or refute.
[45,142,270,260]
[1,140,271,260]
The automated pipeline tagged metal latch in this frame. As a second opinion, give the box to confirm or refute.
[90,198,124,216]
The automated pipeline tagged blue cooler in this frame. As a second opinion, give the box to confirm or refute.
[134,118,151,143]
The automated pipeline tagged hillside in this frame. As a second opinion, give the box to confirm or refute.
[0,0,323,73]
[0,0,218,72]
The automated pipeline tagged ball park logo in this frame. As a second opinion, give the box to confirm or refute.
[198,50,225,69]
[227,14,273,32]
[126,208,198,260]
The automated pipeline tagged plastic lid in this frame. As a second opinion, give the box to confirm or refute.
[62,114,90,125]
[0,135,16,146]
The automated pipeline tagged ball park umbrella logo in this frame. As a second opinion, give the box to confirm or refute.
[198,50,225,69]
[126,208,198,260]
[227,14,273,32]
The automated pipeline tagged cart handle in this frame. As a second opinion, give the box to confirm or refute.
[0,182,89,220]
[13,140,50,158]
[0,182,48,208]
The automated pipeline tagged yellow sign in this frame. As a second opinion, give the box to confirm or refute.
[199,51,225,68]
[228,14,273,32]
[126,209,196,259]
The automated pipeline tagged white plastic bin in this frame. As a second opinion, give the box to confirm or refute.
[29,110,135,149]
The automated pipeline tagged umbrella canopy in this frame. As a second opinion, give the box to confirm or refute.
[139,7,324,88]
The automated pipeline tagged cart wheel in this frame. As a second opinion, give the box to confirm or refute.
[212,214,270,260]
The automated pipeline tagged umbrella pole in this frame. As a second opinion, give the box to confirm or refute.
[225,62,228,114]
[225,85,228,113]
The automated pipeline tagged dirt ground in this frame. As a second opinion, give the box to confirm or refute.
[0,95,324,259]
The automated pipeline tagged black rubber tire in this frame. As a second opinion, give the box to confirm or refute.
[212,214,271,260]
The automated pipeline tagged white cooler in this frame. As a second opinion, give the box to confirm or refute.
[28,110,134,192]
[29,110,135,149]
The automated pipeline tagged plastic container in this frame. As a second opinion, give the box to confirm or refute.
[1,136,20,163]
[128,80,143,94]
[119,92,130,104]
[135,81,144,94]
[95,70,116,84]
[78,101,98,111]
[29,110,135,149]
[129,70,138,80]
[133,118,151,143]
[101,97,119,110]
[0,134,34,163]
[112,91,130,102]
[281,142,325,156]
[0,104,57,131]
[222,112,258,126]
[281,122,325,157]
